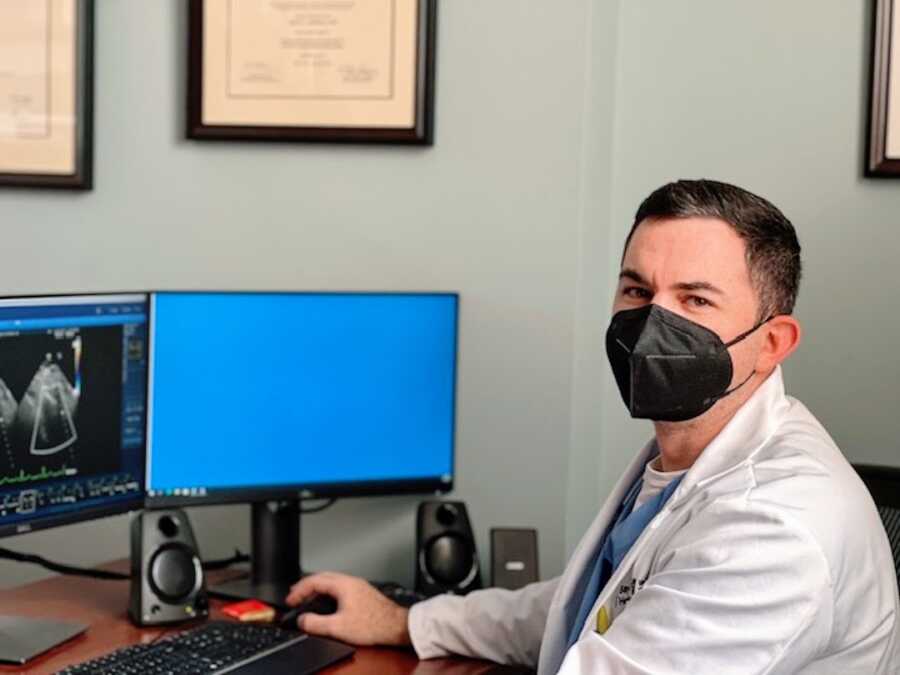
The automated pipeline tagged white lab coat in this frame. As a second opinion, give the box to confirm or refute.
[408,368,900,673]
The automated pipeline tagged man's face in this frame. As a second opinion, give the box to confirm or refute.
[614,217,762,392]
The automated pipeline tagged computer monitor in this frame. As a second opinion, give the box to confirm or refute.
[0,293,149,664]
[145,291,458,606]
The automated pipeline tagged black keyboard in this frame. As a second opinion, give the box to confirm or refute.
[55,621,334,675]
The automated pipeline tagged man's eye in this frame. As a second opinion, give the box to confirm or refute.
[623,287,651,299]
[687,296,711,307]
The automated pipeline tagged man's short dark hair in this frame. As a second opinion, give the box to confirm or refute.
[625,179,802,319]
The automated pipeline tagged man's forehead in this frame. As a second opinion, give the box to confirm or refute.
[621,217,751,288]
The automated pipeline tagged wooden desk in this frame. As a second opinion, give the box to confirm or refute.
[0,564,529,674]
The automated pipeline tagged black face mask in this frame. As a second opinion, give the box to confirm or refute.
[605,304,769,422]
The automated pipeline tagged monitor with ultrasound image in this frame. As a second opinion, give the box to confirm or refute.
[0,294,148,536]
[0,293,149,665]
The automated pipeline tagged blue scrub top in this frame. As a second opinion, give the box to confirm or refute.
[565,470,684,648]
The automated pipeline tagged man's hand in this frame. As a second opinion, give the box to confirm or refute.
[284,572,412,647]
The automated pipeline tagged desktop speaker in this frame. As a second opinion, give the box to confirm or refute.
[491,528,539,590]
[129,509,208,626]
[415,501,482,596]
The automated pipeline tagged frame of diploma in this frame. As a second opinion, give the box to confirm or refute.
[187,0,437,144]
[868,0,900,176]
[0,0,93,189]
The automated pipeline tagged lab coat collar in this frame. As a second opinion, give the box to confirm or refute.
[665,365,790,510]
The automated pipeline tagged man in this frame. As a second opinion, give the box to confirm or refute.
[286,180,900,673]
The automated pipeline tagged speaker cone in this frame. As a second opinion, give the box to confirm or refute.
[149,543,198,603]
[426,533,473,585]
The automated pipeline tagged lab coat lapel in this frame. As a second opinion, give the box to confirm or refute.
[537,440,657,675]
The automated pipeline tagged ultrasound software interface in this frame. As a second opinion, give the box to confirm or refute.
[0,294,147,533]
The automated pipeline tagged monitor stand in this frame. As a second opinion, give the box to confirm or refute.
[0,615,87,665]
[210,500,303,610]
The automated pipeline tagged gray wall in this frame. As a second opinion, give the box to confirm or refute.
[0,0,591,588]
[3,0,899,591]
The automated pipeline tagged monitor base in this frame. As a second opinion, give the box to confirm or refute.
[0,615,87,665]
[209,575,297,610]
[208,500,304,611]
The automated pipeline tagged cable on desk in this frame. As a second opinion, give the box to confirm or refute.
[299,497,337,514]
[0,545,250,580]
[202,548,250,570]
[0,546,130,579]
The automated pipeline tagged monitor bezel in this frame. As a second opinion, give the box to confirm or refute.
[143,290,459,509]
[0,291,149,540]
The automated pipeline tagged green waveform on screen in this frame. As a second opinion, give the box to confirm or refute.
[0,466,74,487]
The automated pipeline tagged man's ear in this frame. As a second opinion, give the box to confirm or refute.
[756,315,802,371]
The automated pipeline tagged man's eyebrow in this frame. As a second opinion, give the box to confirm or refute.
[619,267,725,295]
[619,268,647,284]
[618,269,725,295]
[674,281,725,295]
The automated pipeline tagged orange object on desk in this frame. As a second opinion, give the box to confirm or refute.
[221,599,276,623]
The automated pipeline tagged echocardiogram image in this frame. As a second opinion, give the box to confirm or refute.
[0,326,123,481]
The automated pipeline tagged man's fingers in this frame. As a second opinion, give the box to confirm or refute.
[285,572,343,606]
[298,612,338,638]
[284,578,312,605]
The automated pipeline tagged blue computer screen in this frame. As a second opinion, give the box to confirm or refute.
[147,293,457,499]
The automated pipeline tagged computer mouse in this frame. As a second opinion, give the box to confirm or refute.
[279,594,338,630]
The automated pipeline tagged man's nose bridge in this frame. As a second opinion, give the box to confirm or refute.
[649,295,680,316]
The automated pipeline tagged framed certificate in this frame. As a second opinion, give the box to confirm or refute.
[0,0,93,189]
[867,0,900,176]
[188,0,437,144]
